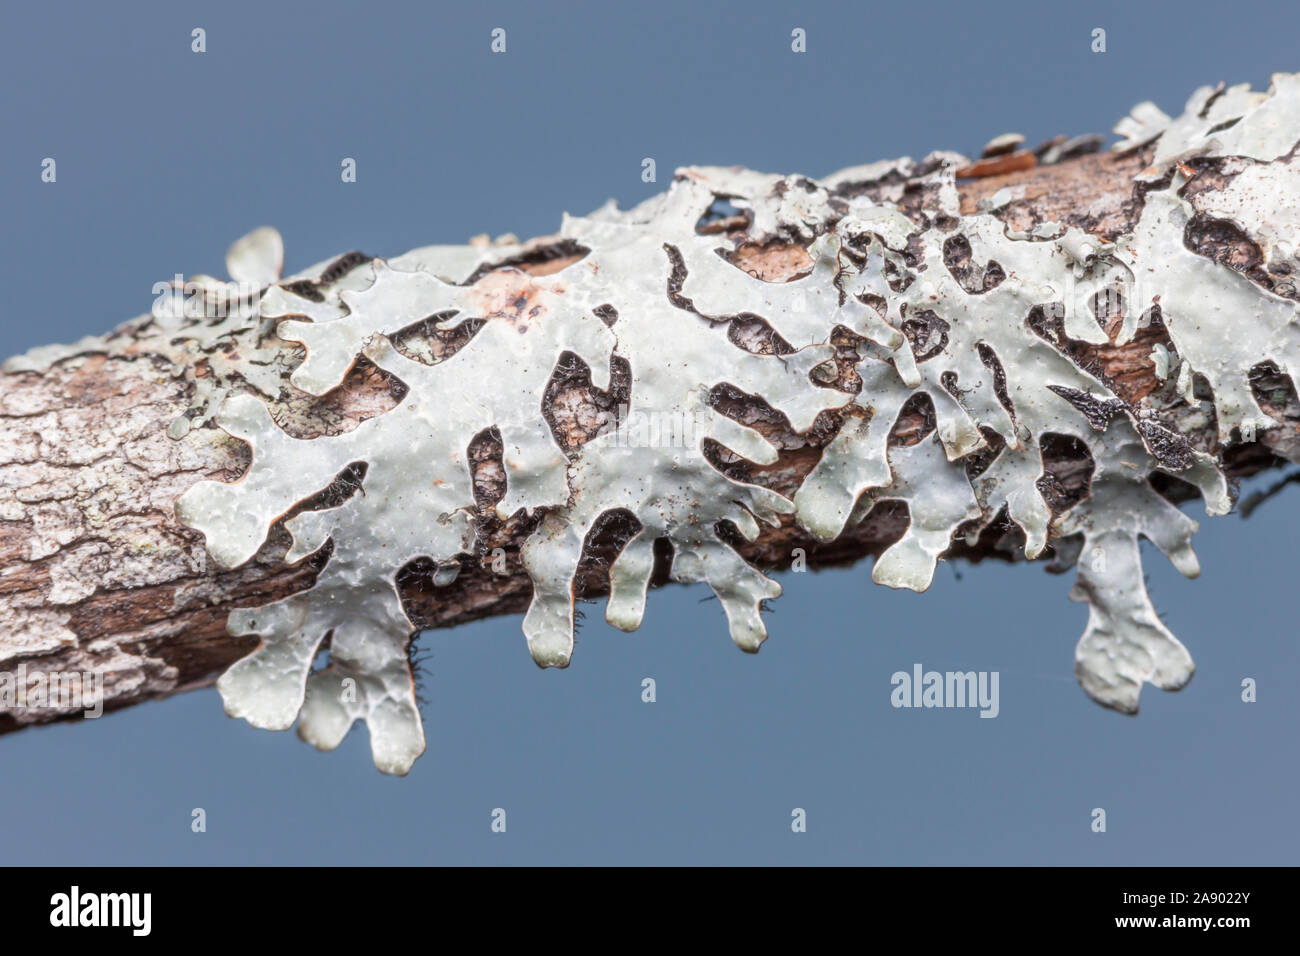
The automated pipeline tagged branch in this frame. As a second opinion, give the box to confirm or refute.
[4,75,1299,774]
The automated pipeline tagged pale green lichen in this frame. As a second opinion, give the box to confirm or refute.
[16,75,1299,773]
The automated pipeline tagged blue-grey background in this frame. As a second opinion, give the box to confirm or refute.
[1,0,1297,864]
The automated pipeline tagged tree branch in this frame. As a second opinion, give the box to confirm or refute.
[4,78,1299,774]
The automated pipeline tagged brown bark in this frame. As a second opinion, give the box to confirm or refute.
[1,143,1292,735]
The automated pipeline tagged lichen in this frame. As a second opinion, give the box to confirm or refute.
[16,75,1300,774]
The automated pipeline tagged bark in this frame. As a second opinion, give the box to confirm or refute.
[1,141,1295,735]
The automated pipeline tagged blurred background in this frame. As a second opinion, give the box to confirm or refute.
[1,0,1296,864]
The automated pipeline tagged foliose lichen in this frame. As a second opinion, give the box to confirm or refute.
[14,74,1300,774]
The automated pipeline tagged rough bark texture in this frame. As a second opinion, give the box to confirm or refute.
[1,141,1294,736]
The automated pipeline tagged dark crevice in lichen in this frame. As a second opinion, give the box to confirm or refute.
[461,239,590,286]
[696,197,751,235]
[541,351,632,453]
[1038,433,1094,513]
[977,343,1016,422]
[893,392,937,445]
[389,313,484,366]
[1184,215,1294,299]
[942,234,1006,293]
[901,307,950,363]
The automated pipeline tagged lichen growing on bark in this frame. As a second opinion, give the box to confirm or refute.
[11,74,1300,774]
